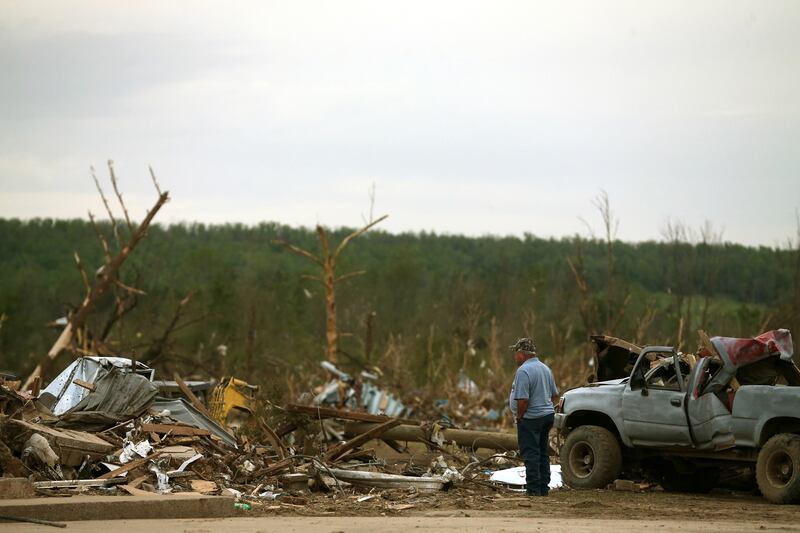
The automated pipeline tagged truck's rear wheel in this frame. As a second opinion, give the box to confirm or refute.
[757,433,800,504]
[560,425,622,489]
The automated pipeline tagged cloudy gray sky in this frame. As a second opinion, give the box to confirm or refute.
[1,1,798,246]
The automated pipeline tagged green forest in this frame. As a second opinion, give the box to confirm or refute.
[1,216,798,395]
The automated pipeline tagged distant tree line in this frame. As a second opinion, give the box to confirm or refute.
[0,217,797,392]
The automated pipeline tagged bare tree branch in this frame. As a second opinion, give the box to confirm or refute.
[149,165,163,196]
[271,239,323,266]
[108,160,134,234]
[115,279,146,296]
[73,252,91,296]
[334,270,366,283]
[334,214,388,259]
[87,211,112,264]
[91,165,121,248]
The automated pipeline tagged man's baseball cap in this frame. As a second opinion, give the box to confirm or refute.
[509,337,537,355]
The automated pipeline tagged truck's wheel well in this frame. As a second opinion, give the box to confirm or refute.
[760,417,800,446]
[564,411,621,440]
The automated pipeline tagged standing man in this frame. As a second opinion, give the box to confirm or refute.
[509,338,559,496]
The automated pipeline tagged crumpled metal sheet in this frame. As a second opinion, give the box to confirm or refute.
[151,397,237,448]
[705,329,795,395]
[41,357,153,416]
[712,329,794,366]
[40,357,158,431]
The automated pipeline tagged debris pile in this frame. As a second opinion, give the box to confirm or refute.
[0,356,530,510]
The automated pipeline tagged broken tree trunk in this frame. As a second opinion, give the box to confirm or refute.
[272,214,387,363]
[23,191,170,390]
[344,422,519,452]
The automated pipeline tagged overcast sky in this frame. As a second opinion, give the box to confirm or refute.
[1,1,798,247]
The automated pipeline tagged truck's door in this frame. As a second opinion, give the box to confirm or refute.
[621,348,693,447]
[685,357,735,450]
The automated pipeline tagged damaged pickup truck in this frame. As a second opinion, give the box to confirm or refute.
[555,329,800,503]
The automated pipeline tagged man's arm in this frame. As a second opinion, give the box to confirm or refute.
[516,398,528,421]
[551,394,560,405]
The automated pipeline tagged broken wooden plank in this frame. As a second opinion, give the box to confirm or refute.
[34,478,127,489]
[190,479,218,494]
[97,450,164,480]
[286,403,417,425]
[126,474,150,489]
[10,419,115,466]
[324,418,402,462]
[258,417,287,460]
[174,372,215,420]
[261,456,293,477]
[140,423,211,437]
[72,378,96,391]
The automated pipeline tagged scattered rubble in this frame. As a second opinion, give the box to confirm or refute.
[0,355,533,514]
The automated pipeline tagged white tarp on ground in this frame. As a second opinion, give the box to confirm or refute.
[489,465,563,490]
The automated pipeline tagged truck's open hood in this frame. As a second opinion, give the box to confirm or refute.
[591,335,642,381]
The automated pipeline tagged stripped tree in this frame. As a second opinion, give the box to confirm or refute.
[22,162,168,390]
[273,215,388,363]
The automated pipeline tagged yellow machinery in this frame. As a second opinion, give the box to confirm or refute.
[208,377,258,429]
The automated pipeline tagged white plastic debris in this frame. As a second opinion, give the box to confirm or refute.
[149,463,172,494]
[167,453,203,475]
[489,465,562,490]
[120,439,153,464]
[23,433,59,467]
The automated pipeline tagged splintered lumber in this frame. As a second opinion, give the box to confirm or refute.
[324,418,402,462]
[286,403,417,425]
[140,423,211,437]
[344,422,518,451]
[258,417,287,460]
[174,372,215,420]
[10,419,115,466]
[97,450,164,479]
[262,457,293,477]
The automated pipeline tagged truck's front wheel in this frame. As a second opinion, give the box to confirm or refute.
[757,433,800,504]
[560,425,622,489]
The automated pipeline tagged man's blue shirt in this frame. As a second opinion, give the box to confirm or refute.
[509,357,559,419]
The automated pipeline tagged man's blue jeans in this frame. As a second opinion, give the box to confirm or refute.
[516,413,554,495]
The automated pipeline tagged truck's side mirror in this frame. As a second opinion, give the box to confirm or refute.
[629,357,648,395]
[630,372,646,391]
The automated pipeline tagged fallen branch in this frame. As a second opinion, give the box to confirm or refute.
[323,418,401,462]
[0,515,66,529]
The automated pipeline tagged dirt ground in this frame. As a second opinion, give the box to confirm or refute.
[1,486,798,531]
[3,515,797,533]
[237,485,799,523]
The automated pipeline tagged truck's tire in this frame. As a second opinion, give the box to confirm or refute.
[560,425,622,489]
[756,433,800,504]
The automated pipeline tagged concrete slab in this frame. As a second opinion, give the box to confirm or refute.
[0,478,35,499]
[0,494,236,521]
